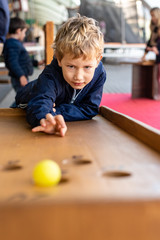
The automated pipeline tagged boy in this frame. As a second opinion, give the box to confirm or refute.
[3,17,33,92]
[16,15,106,137]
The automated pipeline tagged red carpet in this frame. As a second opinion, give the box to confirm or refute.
[100,93,160,130]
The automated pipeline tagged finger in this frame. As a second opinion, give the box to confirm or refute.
[32,125,45,132]
[46,113,56,125]
[59,126,67,137]
[40,118,46,127]
[55,124,67,137]
[55,115,67,137]
[55,115,66,128]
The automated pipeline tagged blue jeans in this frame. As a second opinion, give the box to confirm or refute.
[10,76,28,108]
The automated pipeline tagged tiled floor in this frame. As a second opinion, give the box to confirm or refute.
[0,68,42,108]
[103,64,132,93]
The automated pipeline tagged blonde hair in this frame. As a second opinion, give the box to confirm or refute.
[150,7,160,28]
[53,14,104,61]
[149,7,160,46]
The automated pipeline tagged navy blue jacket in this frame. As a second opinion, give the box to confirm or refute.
[0,0,9,43]
[3,38,33,78]
[16,58,106,127]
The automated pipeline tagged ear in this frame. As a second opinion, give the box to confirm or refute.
[57,58,62,67]
[96,55,103,66]
[16,28,21,34]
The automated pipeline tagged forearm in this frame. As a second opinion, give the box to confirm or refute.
[26,102,55,128]
[55,103,99,121]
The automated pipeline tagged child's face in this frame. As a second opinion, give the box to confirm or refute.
[58,54,101,89]
[17,28,27,41]
[150,11,158,25]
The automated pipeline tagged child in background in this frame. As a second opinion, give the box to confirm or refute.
[3,17,33,93]
[16,14,106,137]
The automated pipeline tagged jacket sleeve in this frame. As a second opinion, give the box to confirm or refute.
[26,75,57,127]
[5,43,25,78]
[55,71,106,121]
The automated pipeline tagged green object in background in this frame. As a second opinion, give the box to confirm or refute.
[26,19,35,25]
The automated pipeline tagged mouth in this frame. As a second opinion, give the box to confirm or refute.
[73,82,84,86]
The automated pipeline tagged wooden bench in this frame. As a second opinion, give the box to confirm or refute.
[132,60,158,99]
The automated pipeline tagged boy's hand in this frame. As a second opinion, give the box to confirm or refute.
[32,114,67,137]
[20,75,28,87]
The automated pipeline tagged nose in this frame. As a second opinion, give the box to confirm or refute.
[74,69,83,81]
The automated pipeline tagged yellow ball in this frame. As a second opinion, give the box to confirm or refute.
[33,160,61,187]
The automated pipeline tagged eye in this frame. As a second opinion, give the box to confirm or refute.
[85,66,92,70]
[67,65,74,69]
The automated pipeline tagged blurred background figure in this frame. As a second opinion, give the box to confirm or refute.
[0,0,10,54]
[142,7,160,61]
[3,17,33,94]
[147,26,160,99]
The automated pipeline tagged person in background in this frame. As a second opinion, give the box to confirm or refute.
[3,17,34,93]
[0,0,10,54]
[148,26,160,100]
[142,7,160,62]
[16,14,106,137]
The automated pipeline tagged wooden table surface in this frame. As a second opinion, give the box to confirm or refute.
[0,107,160,240]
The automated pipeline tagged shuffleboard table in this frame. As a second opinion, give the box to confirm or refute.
[0,107,160,240]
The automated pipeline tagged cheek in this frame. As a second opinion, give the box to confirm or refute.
[62,69,72,80]
[85,72,95,82]
[88,69,96,78]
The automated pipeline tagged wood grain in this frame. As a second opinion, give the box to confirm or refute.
[44,21,54,65]
[0,108,160,240]
[100,106,160,153]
